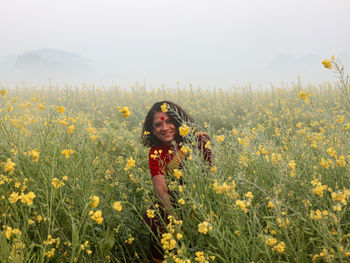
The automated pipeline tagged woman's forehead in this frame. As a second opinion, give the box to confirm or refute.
[153,112,169,121]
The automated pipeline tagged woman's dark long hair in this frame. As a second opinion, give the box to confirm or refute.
[141,101,194,147]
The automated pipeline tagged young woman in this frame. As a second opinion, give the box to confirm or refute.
[141,101,211,262]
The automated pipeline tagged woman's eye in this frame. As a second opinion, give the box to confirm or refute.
[154,123,161,128]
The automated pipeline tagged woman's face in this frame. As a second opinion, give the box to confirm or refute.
[152,112,176,144]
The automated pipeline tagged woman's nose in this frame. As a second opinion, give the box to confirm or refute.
[162,122,169,129]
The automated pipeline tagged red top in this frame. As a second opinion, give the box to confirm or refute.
[148,133,212,177]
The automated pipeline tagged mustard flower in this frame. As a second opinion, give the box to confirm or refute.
[322,59,332,69]
[9,192,19,203]
[0,89,7,96]
[273,241,286,254]
[161,103,169,112]
[124,157,135,170]
[3,158,16,174]
[265,237,277,247]
[215,135,225,142]
[56,106,65,113]
[178,198,185,205]
[61,149,75,159]
[19,191,36,205]
[90,210,103,224]
[179,124,190,137]
[146,209,155,219]
[89,195,100,208]
[28,149,40,163]
[113,201,122,212]
[52,178,65,189]
[125,234,135,244]
[119,106,130,118]
[67,125,75,134]
[198,221,212,235]
[174,169,182,179]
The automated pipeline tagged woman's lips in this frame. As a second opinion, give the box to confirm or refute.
[162,131,174,136]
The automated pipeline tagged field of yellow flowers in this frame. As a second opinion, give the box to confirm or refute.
[0,58,350,262]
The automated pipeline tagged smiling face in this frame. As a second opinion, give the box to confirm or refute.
[152,112,176,144]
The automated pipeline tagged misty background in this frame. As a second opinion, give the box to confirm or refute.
[1,0,349,89]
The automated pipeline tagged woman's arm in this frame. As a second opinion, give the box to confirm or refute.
[152,174,174,215]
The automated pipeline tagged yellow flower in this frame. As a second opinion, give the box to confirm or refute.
[322,59,332,69]
[265,237,277,247]
[198,221,212,235]
[19,191,36,205]
[273,241,286,254]
[67,125,75,134]
[89,195,100,208]
[326,147,337,158]
[90,210,103,224]
[205,141,211,149]
[9,192,19,203]
[113,201,123,212]
[60,119,69,126]
[5,227,22,240]
[161,233,176,250]
[56,106,65,113]
[310,209,322,220]
[52,178,65,189]
[245,191,253,200]
[61,149,75,159]
[336,156,346,167]
[146,209,155,219]
[180,145,191,154]
[320,158,332,170]
[267,201,275,209]
[298,91,311,101]
[178,198,185,205]
[161,103,168,112]
[215,135,225,142]
[332,204,342,212]
[331,191,346,204]
[124,157,135,170]
[119,106,130,118]
[179,124,190,137]
[0,89,7,97]
[125,234,134,244]
[5,227,13,240]
[28,149,40,163]
[236,200,248,213]
[174,169,182,179]
[3,158,16,174]
[288,160,296,170]
[194,251,207,263]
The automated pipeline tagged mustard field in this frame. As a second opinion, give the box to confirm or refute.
[0,58,350,262]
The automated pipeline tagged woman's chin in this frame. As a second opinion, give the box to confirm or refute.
[161,137,174,144]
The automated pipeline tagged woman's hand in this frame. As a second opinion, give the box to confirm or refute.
[152,174,174,216]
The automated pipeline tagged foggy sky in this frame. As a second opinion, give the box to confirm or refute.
[1,0,350,88]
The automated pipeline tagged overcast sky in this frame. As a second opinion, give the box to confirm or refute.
[1,0,349,88]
